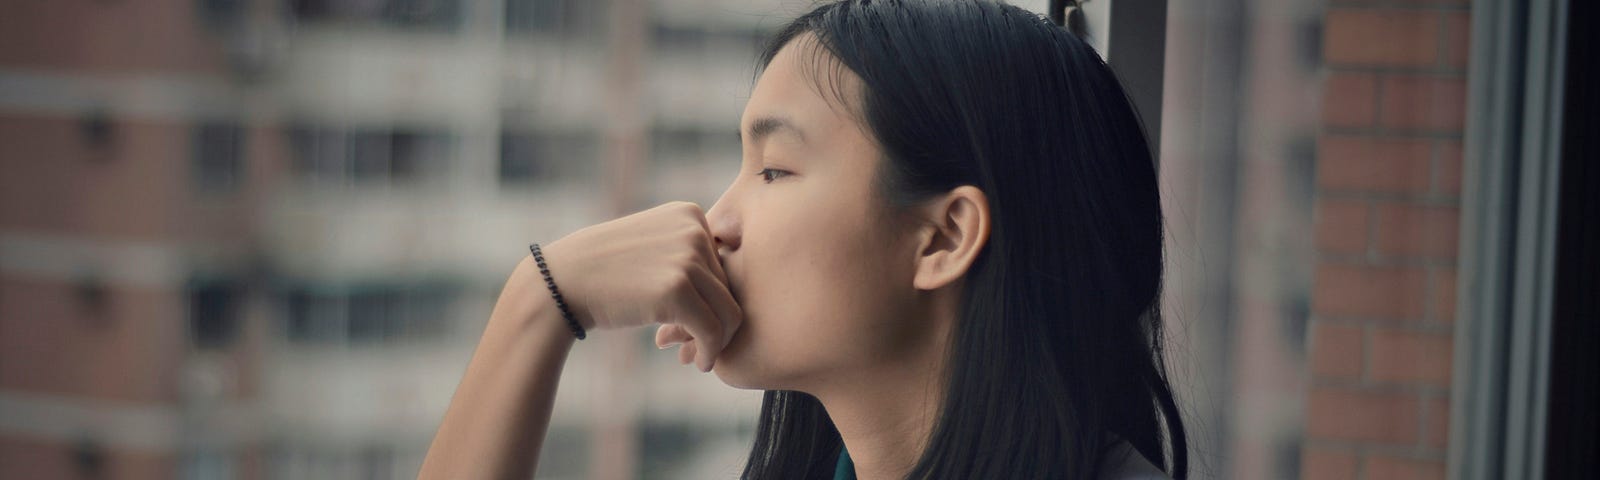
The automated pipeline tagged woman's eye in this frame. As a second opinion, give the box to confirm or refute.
[757,168,792,183]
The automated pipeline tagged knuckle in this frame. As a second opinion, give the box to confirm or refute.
[660,201,694,217]
[691,233,715,254]
[671,271,695,291]
[678,223,707,242]
[659,271,691,296]
[676,201,704,216]
[676,252,701,271]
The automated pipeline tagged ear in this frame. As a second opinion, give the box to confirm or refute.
[912,185,992,291]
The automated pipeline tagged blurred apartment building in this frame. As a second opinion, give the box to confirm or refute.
[1,0,1526,479]
[0,0,784,478]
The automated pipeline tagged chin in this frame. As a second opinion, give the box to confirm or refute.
[710,364,763,390]
[709,324,805,391]
[709,329,767,390]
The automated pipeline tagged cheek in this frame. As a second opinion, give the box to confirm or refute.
[714,197,912,388]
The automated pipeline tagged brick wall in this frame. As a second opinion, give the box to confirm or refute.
[0,0,222,73]
[1304,1,1470,479]
[0,1,234,478]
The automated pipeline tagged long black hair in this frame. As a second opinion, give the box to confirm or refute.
[739,1,1187,478]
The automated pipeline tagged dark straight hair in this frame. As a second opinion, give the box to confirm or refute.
[738,1,1188,479]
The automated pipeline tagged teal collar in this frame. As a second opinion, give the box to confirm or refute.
[833,446,855,480]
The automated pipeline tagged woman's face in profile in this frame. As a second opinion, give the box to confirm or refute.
[705,34,932,391]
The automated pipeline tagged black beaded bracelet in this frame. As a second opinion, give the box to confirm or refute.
[529,243,586,340]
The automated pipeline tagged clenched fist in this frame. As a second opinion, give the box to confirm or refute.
[538,201,742,372]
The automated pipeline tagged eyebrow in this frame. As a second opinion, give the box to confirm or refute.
[736,115,807,145]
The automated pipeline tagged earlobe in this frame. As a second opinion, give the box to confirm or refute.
[912,185,991,291]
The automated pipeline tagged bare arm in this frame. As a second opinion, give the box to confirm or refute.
[418,255,575,479]
[418,202,742,478]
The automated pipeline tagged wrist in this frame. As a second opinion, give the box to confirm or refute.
[529,242,588,339]
[493,255,581,349]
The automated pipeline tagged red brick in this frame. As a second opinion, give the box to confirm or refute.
[0,436,175,480]
[1423,396,1451,449]
[0,0,222,72]
[1302,446,1359,480]
[1442,12,1472,69]
[1380,75,1468,132]
[1374,203,1460,259]
[1310,322,1365,380]
[1368,326,1453,386]
[1307,386,1422,444]
[1316,199,1370,254]
[1432,268,1457,324]
[0,115,187,239]
[0,277,185,403]
[1325,9,1441,67]
[1366,455,1445,480]
[1437,141,1463,195]
[1317,135,1434,193]
[1314,263,1429,320]
[1323,72,1379,129]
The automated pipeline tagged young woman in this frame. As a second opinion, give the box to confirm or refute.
[419,1,1187,478]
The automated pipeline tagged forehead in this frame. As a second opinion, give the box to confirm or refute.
[741,34,867,145]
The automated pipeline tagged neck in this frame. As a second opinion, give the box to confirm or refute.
[812,317,952,480]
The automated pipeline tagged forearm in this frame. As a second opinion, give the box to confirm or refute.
[419,256,577,479]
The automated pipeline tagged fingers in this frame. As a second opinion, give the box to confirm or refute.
[680,206,731,291]
[655,324,691,349]
[673,201,712,238]
[656,265,741,372]
[638,201,743,373]
[656,324,703,371]
[662,281,723,372]
[701,234,732,293]
[684,263,743,351]
[678,339,698,367]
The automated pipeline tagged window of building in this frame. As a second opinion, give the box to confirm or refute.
[649,125,706,165]
[281,283,455,345]
[497,129,596,186]
[196,0,248,30]
[504,0,594,37]
[498,131,546,183]
[649,23,768,55]
[181,447,234,480]
[288,0,462,32]
[266,441,411,480]
[651,23,707,52]
[287,125,453,186]
[193,121,245,193]
[188,278,244,350]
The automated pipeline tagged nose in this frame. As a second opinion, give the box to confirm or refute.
[706,192,740,254]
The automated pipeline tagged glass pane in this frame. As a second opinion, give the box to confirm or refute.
[0,1,1488,479]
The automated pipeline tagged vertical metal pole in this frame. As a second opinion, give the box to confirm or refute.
[1020,0,1167,158]
[1103,0,1167,160]
[1449,0,1567,477]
